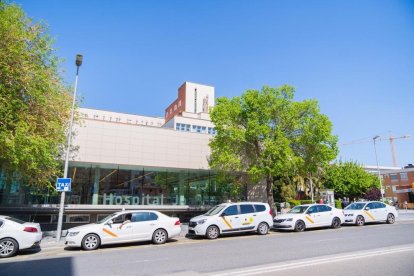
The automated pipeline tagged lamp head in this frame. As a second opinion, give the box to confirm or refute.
[76,54,83,67]
[373,135,380,140]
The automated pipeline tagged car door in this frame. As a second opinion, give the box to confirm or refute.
[305,205,324,228]
[317,205,334,226]
[219,205,241,233]
[374,202,388,221]
[130,212,159,241]
[101,214,133,244]
[239,204,256,231]
[364,202,377,222]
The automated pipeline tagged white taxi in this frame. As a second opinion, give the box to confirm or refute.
[343,201,398,226]
[0,216,42,258]
[273,204,344,232]
[65,210,181,250]
[188,202,274,239]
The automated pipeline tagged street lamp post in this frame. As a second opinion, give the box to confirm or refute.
[56,54,83,242]
[373,135,384,201]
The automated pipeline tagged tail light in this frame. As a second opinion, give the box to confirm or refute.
[174,220,181,226]
[24,227,38,233]
[269,209,273,216]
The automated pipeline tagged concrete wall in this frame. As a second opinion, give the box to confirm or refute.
[72,117,212,170]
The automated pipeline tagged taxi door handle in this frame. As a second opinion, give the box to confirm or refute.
[253,215,257,216]
[150,223,156,226]
[234,217,239,219]
[126,226,132,229]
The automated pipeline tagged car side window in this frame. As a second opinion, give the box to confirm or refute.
[112,215,124,224]
[0,219,3,227]
[222,205,239,216]
[132,212,146,222]
[254,204,266,212]
[132,212,159,222]
[366,203,376,209]
[307,206,318,214]
[317,205,332,212]
[376,202,386,209]
[148,212,158,221]
[240,204,255,214]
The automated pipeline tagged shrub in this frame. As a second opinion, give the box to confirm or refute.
[335,199,342,209]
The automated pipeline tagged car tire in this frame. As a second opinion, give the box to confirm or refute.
[152,229,168,244]
[81,233,100,251]
[386,213,395,224]
[257,222,269,235]
[294,220,305,232]
[356,215,365,226]
[331,217,341,229]
[206,225,220,239]
[0,238,18,258]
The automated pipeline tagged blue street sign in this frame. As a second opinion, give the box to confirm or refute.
[56,178,71,192]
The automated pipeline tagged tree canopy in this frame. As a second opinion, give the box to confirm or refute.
[209,85,338,209]
[322,161,380,200]
[0,2,72,188]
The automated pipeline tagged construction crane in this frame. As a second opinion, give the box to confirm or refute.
[341,132,411,167]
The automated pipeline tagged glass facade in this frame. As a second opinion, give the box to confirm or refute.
[0,163,246,207]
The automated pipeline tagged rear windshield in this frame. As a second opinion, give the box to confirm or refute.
[345,203,366,210]
[6,217,25,224]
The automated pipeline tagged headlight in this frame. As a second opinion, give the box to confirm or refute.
[68,231,80,237]
[197,219,207,225]
[286,218,293,222]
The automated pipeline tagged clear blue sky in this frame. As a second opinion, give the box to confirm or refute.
[16,0,414,167]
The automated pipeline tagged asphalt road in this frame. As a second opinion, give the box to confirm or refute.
[1,221,414,276]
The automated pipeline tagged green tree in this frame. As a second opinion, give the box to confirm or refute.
[322,161,380,200]
[0,2,72,189]
[209,85,337,210]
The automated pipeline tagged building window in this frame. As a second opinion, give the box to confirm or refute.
[208,127,216,135]
[400,172,408,180]
[178,100,181,107]
[390,174,398,181]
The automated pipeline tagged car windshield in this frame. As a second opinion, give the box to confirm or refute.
[205,205,225,216]
[288,205,309,214]
[96,213,117,224]
[345,203,366,210]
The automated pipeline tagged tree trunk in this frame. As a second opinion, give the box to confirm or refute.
[266,175,276,216]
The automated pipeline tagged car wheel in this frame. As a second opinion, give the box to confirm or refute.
[206,225,220,239]
[331,217,341,229]
[356,215,365,226]
[294,220,305,232]
[152,229,168,244]
[386,213,395,224]
[257,222,269,235]
[81,234,100,251]
[0,238,18,258]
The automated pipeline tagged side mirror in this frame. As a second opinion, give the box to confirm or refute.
[364,207,370,211]
[106,220,113,225]
[220,212,227,217]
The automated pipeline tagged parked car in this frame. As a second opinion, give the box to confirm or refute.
[188,202,274,239]
[0,215,42,258]
[273,204,345,232]
[65,210,181,250]
[343,201,398,226]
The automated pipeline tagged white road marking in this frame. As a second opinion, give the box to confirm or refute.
[209,245,414,276]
